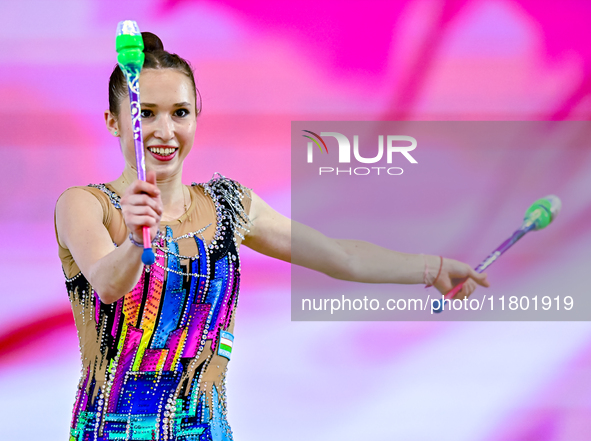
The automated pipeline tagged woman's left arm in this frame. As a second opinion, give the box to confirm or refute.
[242,191,489,298]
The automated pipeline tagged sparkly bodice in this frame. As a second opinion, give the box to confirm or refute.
[59,174,251,441]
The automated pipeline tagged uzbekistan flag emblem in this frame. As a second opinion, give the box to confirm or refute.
[218,330,234,360]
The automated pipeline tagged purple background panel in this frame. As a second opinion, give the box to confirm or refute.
[291,121,591,320]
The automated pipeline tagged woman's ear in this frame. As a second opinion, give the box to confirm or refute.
[105,110,119,137]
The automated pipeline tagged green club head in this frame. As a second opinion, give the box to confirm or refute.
[116,20,144,72]
[524,195,561,230]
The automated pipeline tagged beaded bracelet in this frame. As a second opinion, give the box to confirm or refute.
[129,229,162,248]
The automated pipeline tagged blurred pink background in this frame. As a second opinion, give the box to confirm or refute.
[1,0,590,440]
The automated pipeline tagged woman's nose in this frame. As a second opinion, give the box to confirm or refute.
[154,115,174,141]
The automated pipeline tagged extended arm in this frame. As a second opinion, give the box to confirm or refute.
[55,173,163,304]
[242,191,489,298]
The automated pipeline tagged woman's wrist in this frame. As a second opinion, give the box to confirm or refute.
[423,254,443,287]
[128,229,162,248]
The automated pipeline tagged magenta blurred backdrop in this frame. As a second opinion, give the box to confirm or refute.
[1,1,590,440]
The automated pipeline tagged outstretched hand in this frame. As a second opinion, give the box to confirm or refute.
[433,258,490,300]
[120,171,163,243]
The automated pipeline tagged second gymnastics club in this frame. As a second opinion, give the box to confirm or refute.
[433,195,562,313]
[116,20,155,266]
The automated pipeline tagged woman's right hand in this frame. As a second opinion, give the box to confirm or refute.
[120,170,163,243]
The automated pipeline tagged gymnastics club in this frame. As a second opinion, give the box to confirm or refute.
[433,195,561,313]
[116,20,155,266]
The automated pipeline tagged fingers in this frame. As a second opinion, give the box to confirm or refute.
[130,216,159,229]
[122,207,161,235]
[447,273,487,300]
[452,279,477,300]
[125,204,162,223]
[445,259,490,290]
[433,258,491,301]
[470,269,490,287]
[129,179,161,198]
[123,193,163,216]
[146,170,157,186]
[120,176,163,239]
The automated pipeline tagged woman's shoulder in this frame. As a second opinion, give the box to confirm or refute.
[194,172,251,205]
[192,172,253,229]
[193,172,252,200]
[56,185,113,220]
[55,184,119,233]
[192,172,250,187]
[56,185,101,211]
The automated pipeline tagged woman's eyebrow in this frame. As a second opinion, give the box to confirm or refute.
[140,102,191,107]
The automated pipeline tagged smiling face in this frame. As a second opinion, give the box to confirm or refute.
[106,68,197,181]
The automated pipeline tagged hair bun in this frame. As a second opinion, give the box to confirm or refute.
[142,32,164,53]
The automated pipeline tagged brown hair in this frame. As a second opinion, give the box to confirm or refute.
[108,32,202,118]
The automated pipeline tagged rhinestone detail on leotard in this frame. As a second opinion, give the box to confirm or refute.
[64,173,251,441]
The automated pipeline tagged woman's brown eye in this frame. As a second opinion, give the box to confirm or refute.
[141,110,153,118]
[176,109,189,117]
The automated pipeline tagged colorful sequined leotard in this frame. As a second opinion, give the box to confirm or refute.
[56,174,252,441]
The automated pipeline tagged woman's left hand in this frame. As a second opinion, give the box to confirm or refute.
[432,258,490,299]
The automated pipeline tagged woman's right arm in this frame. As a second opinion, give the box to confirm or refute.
[55,173,162,304]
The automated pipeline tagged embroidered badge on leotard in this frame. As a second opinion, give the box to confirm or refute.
[218,330,234,360]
